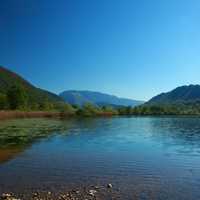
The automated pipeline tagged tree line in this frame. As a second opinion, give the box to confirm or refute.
[0,84,74,113]
[1,84,200,116]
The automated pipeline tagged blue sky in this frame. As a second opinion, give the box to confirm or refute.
[0,0,200,100]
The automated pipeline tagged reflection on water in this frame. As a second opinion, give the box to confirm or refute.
[0,118,70,146]
[0,118,113,163]
[0,117,200,199]
[0,118,72,163]
[0,148,23,163]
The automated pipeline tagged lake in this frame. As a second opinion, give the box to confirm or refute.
[0,117,200,200]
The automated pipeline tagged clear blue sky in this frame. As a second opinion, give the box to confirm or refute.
[0,0,200,101]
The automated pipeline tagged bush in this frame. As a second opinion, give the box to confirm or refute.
[55,102,75,115]
[102,106,118,115]
[77,103,102,116]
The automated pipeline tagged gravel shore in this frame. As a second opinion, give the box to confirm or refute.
[0,184,122,200]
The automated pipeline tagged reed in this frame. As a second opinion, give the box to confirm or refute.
[0,111,62,120]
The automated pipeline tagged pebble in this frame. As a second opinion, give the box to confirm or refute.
[1,193,21,200]
[33,192,39,197]
[2,193,12,199]
[59,194,67,200]
[88,190,97,197]
[1,184,113,200]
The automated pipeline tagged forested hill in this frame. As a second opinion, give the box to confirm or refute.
[129,85,200,115]
[147,85,200,105]
[0,66,64,109]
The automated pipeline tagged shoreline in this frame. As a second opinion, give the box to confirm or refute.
[0,111,116,120]
[0,184,117,200]
[0,111,65,120]
[0,111,199,121]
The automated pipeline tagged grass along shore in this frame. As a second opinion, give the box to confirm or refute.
[0,111,66,120]
[0,110,117,120]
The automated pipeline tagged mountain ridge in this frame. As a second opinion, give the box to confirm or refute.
[147,84,200,105]
[60,90,144,107]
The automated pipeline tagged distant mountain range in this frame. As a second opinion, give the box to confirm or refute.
[60,90,144,107]
[147,85,200,105]
[0,66,144,108]
[0,66,63,105]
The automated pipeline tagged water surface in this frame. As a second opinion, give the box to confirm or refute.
[0,117,200,199]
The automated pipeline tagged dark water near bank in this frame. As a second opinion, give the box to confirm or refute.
[0,117,200,199]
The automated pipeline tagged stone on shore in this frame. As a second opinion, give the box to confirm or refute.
[107,183,113,188]
[88,190,97,197]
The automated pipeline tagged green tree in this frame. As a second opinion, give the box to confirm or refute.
[7,85,28,110]
[39,98,54,111]
[77,103,102,116]
[0,93,8,110]
[126,106,132,115]
[102,106,118,115]
[30,103,40,111]
[55,102,75,115]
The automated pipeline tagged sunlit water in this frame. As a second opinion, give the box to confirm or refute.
[0,117,200,199]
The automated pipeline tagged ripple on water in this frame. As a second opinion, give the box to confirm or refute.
[0,117,200,199]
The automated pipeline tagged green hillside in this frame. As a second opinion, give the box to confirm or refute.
[0,66,64,110]
[130,85,200,115]
[148,85,200,105]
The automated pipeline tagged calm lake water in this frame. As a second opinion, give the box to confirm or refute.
[0,117,200,199]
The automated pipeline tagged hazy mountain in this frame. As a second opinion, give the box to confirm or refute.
[148,85,200,105]
[0,66,63,104]
[60,90,144,107]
